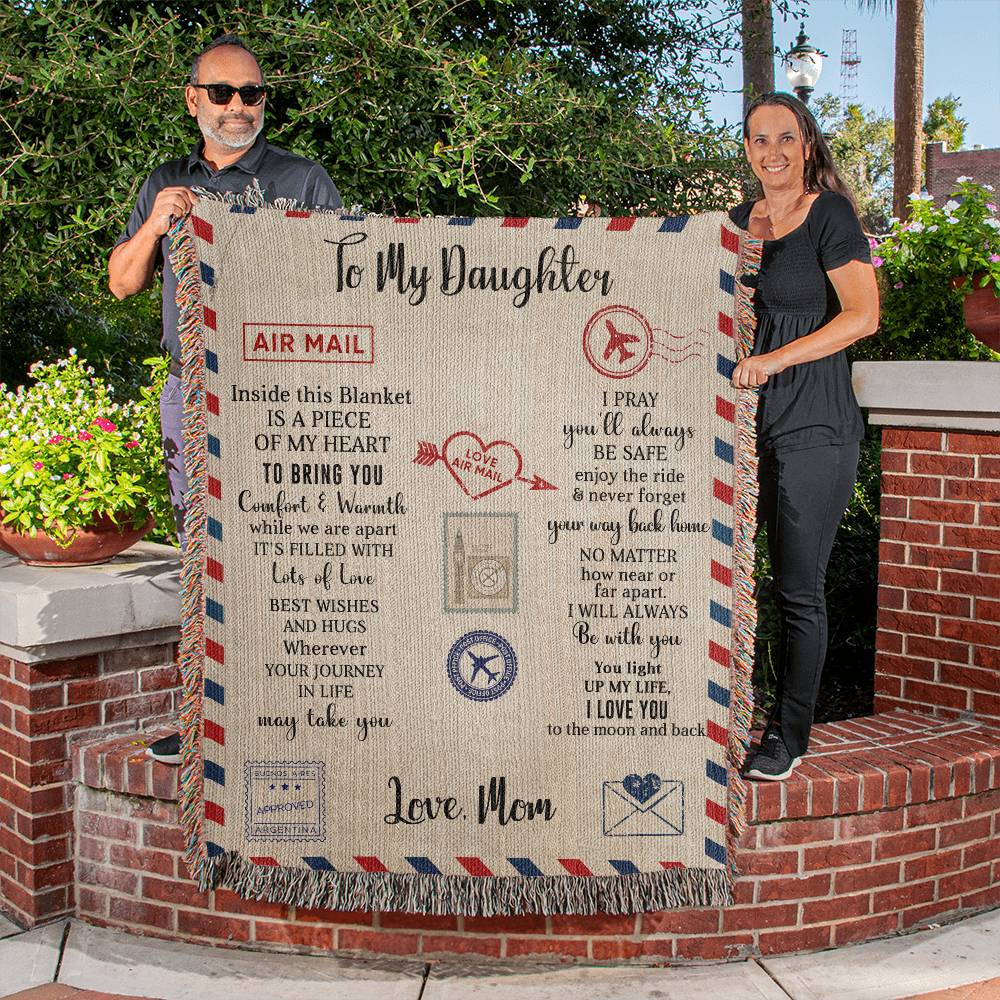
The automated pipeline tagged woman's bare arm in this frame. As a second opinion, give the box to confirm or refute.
[731,259,879,389]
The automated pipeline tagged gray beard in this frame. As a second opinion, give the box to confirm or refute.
[200,115,264,151]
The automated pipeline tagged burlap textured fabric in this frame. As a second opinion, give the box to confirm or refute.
[171,203,759,914]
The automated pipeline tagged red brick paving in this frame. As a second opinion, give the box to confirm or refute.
[4,987,164,1000]
[899,978,1000,1000]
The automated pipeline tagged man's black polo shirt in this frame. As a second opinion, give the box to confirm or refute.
[117,134,342,361]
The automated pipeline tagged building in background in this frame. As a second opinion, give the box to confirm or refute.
[925,141,1000,204]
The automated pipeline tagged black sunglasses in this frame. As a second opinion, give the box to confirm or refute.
[193,83,267,106]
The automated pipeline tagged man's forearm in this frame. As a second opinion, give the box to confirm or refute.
[108,223,160,299]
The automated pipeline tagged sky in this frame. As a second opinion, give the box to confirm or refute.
[706,0,1000,148]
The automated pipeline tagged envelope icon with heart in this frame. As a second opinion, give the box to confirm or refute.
[601,778,684,837]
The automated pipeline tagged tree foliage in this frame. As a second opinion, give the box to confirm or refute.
[815,95,894,233]
[0,0,753,390]
[923,93,967,152]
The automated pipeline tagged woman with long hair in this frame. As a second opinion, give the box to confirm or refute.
[730,92,879,780]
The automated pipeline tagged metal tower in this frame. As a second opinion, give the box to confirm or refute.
[840,29,860,106]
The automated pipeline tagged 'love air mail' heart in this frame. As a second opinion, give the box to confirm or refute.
[622,772,662,803]
[443,432,523,501]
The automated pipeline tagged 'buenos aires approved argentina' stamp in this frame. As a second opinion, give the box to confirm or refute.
[244,761,326,841]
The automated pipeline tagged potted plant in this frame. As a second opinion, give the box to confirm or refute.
[0,352,170,565]
[873,179,1000,352]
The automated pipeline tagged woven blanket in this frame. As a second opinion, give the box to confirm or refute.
[171,203,760,915]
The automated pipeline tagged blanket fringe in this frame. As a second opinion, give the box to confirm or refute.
[727,235,763,861]
[192,179,362,215]
[196,850,731,915]
[168,214,212,885]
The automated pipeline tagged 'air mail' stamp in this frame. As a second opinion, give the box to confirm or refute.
[244,761,325,841]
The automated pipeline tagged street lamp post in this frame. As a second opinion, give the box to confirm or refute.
[782,24,827,105]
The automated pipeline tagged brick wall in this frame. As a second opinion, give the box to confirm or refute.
[876,429,1000,723]
[0,644,181,927]
[73,714,1000,962]
[926,142,1000,205]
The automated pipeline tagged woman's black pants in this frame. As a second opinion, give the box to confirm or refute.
[756,441,860,758]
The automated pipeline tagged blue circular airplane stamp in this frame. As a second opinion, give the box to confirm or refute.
[447,630,517,702]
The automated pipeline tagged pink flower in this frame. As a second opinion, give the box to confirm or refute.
[124,439,139,449]
[868,237,879,249]
[92,418,117,433]
[77,431,93,441]
[988,203,997,212]
[32,461,44,471]
[894,281,904,289]
[62,472,73,480]
[991,254,1000,263]
[47,434,64,444]
[871,256,884,268]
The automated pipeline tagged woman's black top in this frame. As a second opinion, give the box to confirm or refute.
[728,190,871,455]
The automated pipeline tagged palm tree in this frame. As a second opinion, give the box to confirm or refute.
[860,0,925,219]
[742,0,775,116]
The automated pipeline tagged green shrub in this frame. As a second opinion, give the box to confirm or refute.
[0,353,174,546]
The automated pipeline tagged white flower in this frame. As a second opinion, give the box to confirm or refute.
[943,200,960,213]
[985,218,1000,230]
[927,225,938,232]
[909,222,925,233]
[945,216,958,224]
[0,464,9,474]
[889,217,900,224]
[68,348,77,356]
[986,185,995,192]
[956,176,971,183]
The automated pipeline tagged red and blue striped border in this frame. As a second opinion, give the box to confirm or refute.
[280,211,694,232]
[699,223,742,867]
[196,222,228,840]
[229,854,688,876]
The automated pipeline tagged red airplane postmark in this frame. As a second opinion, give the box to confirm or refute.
[582,305,707,380]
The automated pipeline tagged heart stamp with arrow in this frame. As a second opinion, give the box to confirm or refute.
[413,431,557,501]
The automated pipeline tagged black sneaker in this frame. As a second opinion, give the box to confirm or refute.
[146,732,181,765]
[744,729,800,781]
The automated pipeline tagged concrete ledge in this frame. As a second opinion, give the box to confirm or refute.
[852,362,1000,432]
[0,543,180,663]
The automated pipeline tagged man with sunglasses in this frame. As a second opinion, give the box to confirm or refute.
[109,34,341,765]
